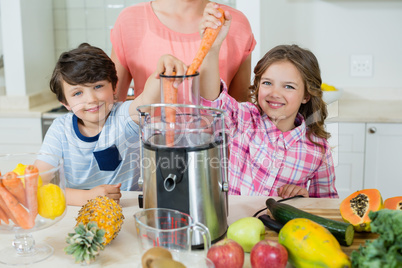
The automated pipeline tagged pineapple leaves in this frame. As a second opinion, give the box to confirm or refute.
[64,221,105,265]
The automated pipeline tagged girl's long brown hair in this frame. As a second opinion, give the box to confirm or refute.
[249,44,330,149]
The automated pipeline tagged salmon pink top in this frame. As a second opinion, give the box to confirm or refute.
[110,2,256,98]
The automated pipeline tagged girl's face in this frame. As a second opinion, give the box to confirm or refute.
[62,80,115,129]
[258,60,309,132]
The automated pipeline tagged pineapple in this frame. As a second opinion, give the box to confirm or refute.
[75,196,124,245]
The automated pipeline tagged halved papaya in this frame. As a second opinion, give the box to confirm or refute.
[383,196,402,210]
[340,189,383,232]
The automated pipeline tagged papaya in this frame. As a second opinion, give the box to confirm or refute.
[340,189,383,232]
[278,218,351,268]
[383,196,402,210]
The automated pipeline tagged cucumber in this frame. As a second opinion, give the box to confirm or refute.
[258,214,284,233]
[266,198,354,246]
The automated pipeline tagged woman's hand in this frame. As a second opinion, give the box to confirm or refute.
[277,184,309,199]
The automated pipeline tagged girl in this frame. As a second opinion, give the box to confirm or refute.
[199,4,338,198]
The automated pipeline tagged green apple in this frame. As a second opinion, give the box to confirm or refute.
[227,217,265,253]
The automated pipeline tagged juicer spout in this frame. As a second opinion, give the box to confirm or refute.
[164,174,178,192]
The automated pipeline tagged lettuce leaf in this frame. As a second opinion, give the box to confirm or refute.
[351,209,402,268]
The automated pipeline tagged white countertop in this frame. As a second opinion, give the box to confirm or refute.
[0,192,341,268]
[1,88,402,123]
[329,99,402,123]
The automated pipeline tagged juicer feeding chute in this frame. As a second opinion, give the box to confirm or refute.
[137,103,229,247]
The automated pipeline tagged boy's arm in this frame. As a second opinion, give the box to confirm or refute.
[129,54,187,123]
[34,159,122,206]
[199,3,232,101]
[66,184,121,206]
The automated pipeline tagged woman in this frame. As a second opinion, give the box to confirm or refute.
[110,0,256,102]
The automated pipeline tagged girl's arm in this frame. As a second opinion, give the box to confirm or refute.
[309,144,339,198]
[199,3,232,101]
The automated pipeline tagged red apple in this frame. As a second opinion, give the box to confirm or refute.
[206,238,244,268]
[250,239,288,268]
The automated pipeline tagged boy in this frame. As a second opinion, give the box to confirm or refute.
[36,43,186,205]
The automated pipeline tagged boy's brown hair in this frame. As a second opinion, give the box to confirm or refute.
[249,44,330,147]
[50,43,118,104]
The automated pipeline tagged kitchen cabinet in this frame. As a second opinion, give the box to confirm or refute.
[334,122,401,200]
[364,123,402,199]
[334,123,365,199]
[0,117,42,154]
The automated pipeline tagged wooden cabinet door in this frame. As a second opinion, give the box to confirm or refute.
[364,123,402,199]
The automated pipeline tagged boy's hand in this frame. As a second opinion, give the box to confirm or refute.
[277,184,309,199]
[90,183,122,203]
[154,54,187,79]
[200,2,232,49]
[136,54,187,111]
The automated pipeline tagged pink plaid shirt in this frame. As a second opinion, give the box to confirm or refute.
[201,84,338,198]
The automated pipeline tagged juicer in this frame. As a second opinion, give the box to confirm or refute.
[137,103,229,247]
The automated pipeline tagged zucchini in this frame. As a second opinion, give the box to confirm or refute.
[266,198,354,246]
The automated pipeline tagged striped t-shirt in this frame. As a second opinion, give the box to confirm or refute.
[38,101,141,191]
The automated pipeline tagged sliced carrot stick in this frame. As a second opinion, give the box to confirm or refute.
[2,171,27,207]
[0,205,9,224]
[163,73,178,146]
[0,193,18,225]
[24,165,39,227]
[186,8,225,75]
[0,184,32,229]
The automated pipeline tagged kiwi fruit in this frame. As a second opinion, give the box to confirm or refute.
[141,247,173,268]
[150,258,186,268]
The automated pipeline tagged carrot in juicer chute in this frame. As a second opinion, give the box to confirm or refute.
[162,8,225,146]
[163,72,178,147]
[186,8,225,76]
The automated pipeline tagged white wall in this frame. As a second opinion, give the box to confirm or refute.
[260,0,402,90]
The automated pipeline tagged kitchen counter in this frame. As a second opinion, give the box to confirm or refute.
[328,99,402,123]
[0,100,61,118]
[0,192,341,268]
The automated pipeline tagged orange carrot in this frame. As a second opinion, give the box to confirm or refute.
[0,193,18,225]
[2,171,27,207]
[163,73,178,146]
[0,205,8,224]
[0,183,32,229]
[186,8,225,75]
[24,165,39,227]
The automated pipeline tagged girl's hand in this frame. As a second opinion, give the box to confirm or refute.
[89,183,122,203]
[199,2,232,49]
[277,184,309,199]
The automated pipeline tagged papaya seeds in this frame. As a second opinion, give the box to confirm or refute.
[340,189,383,232]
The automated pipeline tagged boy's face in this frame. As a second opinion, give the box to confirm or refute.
[258,60,309,132]
[61,80,115,127]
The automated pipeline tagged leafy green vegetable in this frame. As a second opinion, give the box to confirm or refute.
[351,209,402,268]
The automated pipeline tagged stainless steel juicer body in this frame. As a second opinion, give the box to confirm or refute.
[137,104,229,247]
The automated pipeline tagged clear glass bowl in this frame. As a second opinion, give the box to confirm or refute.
[0,153,66,265]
